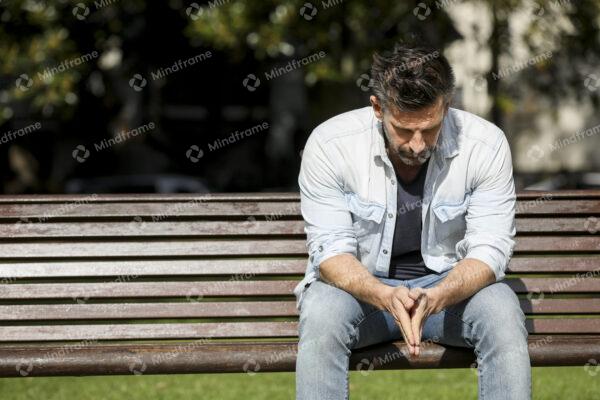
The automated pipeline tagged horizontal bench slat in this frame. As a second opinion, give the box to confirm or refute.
[0,259,308,278]
[0,256,598,279]
[515,218,600,233]
[526,318,600,334]
[1,278,598,300]
[514,236,600,252]
[519,299,600,314]
[0,202,302,219]
[0,220,305,238]
[0,193,302,203]
[507,256,600,273]
[0,190,597,203]
[0,302,300,320]
[505,277,600,293]
[0,236,597,258]
[1,336,599,376]
[0,240,308,258]
[0,318,597,342]
[514,200,600,215]
[0,218,596,239]
[1,299,599,321]
[0,322,299,342]
[0,281,300,299]
[0,198,599,221]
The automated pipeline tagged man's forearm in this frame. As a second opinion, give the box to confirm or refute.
[319,253,392,310]
[429,257,496,311]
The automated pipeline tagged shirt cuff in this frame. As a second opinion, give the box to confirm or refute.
[462,244,508,282]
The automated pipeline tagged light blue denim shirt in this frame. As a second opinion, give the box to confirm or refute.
[293,106,517,310]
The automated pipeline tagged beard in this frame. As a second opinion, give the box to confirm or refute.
[396,147,434,166]
[382,124,435,166]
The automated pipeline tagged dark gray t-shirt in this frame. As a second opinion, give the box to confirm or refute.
[388,158,435,280]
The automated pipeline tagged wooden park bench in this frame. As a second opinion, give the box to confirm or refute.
[0,190,598,377]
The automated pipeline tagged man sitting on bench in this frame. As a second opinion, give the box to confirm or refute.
[294,42,530,400]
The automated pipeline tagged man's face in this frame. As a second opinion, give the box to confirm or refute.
[370,95,448,166]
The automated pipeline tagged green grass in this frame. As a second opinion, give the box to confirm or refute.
[0,367,598,399]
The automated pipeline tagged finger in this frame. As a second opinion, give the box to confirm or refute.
[399,289,415,312]
[394,317,415,355]
[418,307,427,340]
[401,292,422,355]
[394,304,416,355]
[407,287,425,301]
[411,297,427,355]
[411,311,420,347]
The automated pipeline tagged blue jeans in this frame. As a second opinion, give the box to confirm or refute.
[295,270,531,399]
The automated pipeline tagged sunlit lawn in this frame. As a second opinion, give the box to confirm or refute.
[1,367,598,399]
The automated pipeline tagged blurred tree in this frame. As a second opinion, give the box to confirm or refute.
[184,0,460,184]
[468,0,600,128]
[0,0,210,193]
[1,0,599,192]
[184,1,459,81]
[185,0,600,122]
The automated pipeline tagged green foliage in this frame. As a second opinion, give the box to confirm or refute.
[1,0,599,128]
[0,0,146,127]
[184,1,459,82]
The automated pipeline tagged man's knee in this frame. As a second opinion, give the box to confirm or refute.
[466,282,529,353]
[298,280,363,350]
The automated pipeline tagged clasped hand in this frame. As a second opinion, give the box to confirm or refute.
[381,285,444,356]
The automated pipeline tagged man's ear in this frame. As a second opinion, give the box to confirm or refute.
[444,100,450,118]
[370,95,384,121]
[443,97,451,116]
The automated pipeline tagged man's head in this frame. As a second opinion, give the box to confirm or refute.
[369,43,455,166]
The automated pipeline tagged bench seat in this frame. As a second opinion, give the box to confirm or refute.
[0,191,598,377]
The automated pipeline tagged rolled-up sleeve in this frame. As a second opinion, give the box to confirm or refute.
[455,132,517,281]
[299,133,357,278]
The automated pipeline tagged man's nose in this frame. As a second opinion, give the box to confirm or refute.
[410,133,426,154]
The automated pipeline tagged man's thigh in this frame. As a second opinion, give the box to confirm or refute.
[298,278,405,350]
[420,280,525,348]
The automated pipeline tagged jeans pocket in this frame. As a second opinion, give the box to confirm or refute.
[297,281,313,313]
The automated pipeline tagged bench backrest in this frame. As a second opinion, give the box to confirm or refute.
[0,191,598,344]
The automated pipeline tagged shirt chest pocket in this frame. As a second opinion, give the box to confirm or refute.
[344,192,385,238]
[432,192,471,242]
